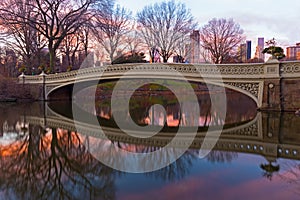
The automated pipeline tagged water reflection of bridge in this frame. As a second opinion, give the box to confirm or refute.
[22,105,300,162]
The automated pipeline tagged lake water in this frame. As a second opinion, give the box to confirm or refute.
[1,82,300,200]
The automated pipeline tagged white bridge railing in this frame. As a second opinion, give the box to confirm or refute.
[18,63,267,84]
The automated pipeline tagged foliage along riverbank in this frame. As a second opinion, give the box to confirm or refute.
[0,76,40,102]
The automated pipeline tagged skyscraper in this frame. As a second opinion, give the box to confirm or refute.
[240,43,247,62]
[239,40,251,62]
[286,43,300,60]
[255,37,265,61]
[188,30,200,63]
[246,40,251,60]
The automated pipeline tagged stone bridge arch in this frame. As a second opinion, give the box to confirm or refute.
[45,75,261,106]
[19,61,300,110]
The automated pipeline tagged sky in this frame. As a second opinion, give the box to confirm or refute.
[116,0,300,57]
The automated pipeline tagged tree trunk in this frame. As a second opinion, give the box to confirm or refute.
[163,56,168,63]
[149,50,154,63]
[110,52,114,64]
[49,48,55,73]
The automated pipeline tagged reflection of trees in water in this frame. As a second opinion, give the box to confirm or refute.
[145,152,196,182]
[276,161,300,195]
[0,125,115,200]
[92,139,197,181]
[142,150,238,182]
[92,92,256,127]
[258,160,300,195]
[92,139,201,182]
[109,141,238,181]
[111,140,162,153]
[2,123,233,198]
[78,82,257,128]
[205,150,238,163]
[260,161,280,180]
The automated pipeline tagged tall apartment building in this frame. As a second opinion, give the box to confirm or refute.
[246,40,251,60]
[188,30,200,63]
[240,43,247,62]
[286,43,300,60]
[254,37,265,61]
[240,40,251,62]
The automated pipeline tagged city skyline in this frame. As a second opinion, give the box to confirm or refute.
[117,0,300,57]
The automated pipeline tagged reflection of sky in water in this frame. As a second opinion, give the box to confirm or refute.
[115,154,300,200]
[0,99,300,199]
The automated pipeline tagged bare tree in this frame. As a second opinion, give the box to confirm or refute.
[0,0,47,74]
[0,0,98,73]
[93,4,132,63]
[123,27,145,55]
[59,25,92,71]
[137,23,157,63]
[200,18,245,64]
[31,0,94,72]
[173,32,191,63]
[137,0,197,63]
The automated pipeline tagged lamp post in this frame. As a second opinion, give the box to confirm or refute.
[39,71,47,101]
[19,72,25,85]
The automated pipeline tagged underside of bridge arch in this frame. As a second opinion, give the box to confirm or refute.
[46,77,259,109]
[47,78,120,101]
[47,84,74,101]
[223,84,259,108]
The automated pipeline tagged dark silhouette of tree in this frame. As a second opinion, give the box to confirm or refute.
[200,18,245,64]
[112,52,147,64]
[262,38,285,60]
[137,0,197,63]
[246,57,265,63]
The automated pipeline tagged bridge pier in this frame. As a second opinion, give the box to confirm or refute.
[259,59,284,111]
[260,79,282,111]
[260,59,300,111]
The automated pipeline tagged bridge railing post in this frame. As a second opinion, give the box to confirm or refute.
[263,58,280,78]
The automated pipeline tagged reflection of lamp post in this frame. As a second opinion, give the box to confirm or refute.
[42,100,47,134]
[20,116,28,137]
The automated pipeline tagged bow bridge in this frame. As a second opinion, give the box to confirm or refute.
[19,60,300,111]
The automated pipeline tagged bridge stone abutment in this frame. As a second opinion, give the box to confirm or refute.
[260,60,300,111]
[260,59,282,111]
